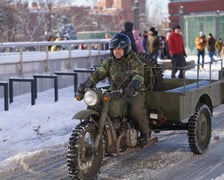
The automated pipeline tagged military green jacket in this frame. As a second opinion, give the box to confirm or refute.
[89,51,145,90]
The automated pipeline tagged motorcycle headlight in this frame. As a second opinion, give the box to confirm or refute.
[84,90,98,106]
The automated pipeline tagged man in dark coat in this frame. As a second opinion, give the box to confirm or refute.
[122,21,138,52]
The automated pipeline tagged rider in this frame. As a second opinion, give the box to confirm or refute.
[77,33,150,147]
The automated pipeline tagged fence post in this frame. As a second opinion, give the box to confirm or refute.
[19,48,23,75]
[45,46,49,72]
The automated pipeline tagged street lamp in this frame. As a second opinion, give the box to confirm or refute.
[133,0,139,30]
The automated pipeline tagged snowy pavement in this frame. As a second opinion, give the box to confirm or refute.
[0,55,224,179]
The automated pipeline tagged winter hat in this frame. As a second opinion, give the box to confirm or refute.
[149,27,156,34]
[199,31,204,36]
[173,25,181,31]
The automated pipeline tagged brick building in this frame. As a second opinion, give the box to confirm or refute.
[93,0,147,31]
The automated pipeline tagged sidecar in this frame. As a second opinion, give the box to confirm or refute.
[145,62,224,154]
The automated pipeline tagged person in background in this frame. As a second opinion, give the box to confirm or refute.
[222,41,224,58]
[47,34,56,51]
[195,31,207,69]
[122,21,138,52]
[50,36,62,51]
[142,30,148,53]
[215,38,223,58]
[77,33,150,147]
[168,25,187,78]
[133,30,144,53]
[147,27,160,62]
[103,32,111,50]
[165,31,171,59]
[207,33,216,64]
[159,36,166,59]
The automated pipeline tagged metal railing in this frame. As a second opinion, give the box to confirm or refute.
[0,39,110,75]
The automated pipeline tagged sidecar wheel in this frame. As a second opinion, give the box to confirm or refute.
[188,103,211,154]
[67,121,104,180]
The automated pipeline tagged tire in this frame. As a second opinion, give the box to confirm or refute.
[188,103,211,154]
[137,52,163,90]
[67,121,104,180]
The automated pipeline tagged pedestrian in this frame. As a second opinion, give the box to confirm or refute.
[142,30,148,53]
[147,27,160,62]
[167,25,187,78]
[133,30,145,53]
[47,34,56,51]
[222,42,224,58]
[159,36,166,59]
[165,31,171,59]
[77,33,150,147]
[195,31,207,69]
[102,32,111,50]
[215,38,223,58]
[122,21,138,52]
[207,33,216,64]
[50,36,62,51]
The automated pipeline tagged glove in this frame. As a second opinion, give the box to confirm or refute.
[124,79,141,97]
[77,78,94,94]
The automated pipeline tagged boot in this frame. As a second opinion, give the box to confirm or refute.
[139,134,148,147]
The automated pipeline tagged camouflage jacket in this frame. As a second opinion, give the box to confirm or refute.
[89,51,145,90]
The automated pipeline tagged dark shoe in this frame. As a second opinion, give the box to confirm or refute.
[139,134,148,147]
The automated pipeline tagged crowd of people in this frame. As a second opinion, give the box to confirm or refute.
[195,31,224,69]
[121,22,168,62]
[47,21,224,78]
[124,21,224,78]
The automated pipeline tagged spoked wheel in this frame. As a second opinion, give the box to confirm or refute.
[188,103,212,154]
[67,121,104,180]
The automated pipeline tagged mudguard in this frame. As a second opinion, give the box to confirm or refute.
[72,109,99,120]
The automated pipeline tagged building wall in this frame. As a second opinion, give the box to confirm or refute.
[168,0,224,55]
[94,0,146,31]
[168,0,224,27]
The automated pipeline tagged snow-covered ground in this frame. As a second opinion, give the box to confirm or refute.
[0,55,224,179]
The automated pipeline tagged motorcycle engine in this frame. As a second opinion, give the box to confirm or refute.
[126,129,138,147]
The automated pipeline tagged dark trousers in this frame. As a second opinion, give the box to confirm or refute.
[171,54,186,78]
[208,51,215,64]
[126,92,150,135]
[197,49,205,67]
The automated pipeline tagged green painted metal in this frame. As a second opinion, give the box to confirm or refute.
[146,78,224,122]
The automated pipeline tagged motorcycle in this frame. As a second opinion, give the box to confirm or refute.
[67,86,158,179]
[67,53,164,179]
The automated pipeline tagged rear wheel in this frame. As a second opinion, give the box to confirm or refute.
[67,121,104,179]
[188,103,211,154]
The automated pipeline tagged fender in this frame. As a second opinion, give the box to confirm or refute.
[72,109,99,120]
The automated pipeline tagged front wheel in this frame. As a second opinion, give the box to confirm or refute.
[67,121,104,180]
[188,103,211,154]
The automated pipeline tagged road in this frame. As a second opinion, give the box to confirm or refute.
[1,105,224,180]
